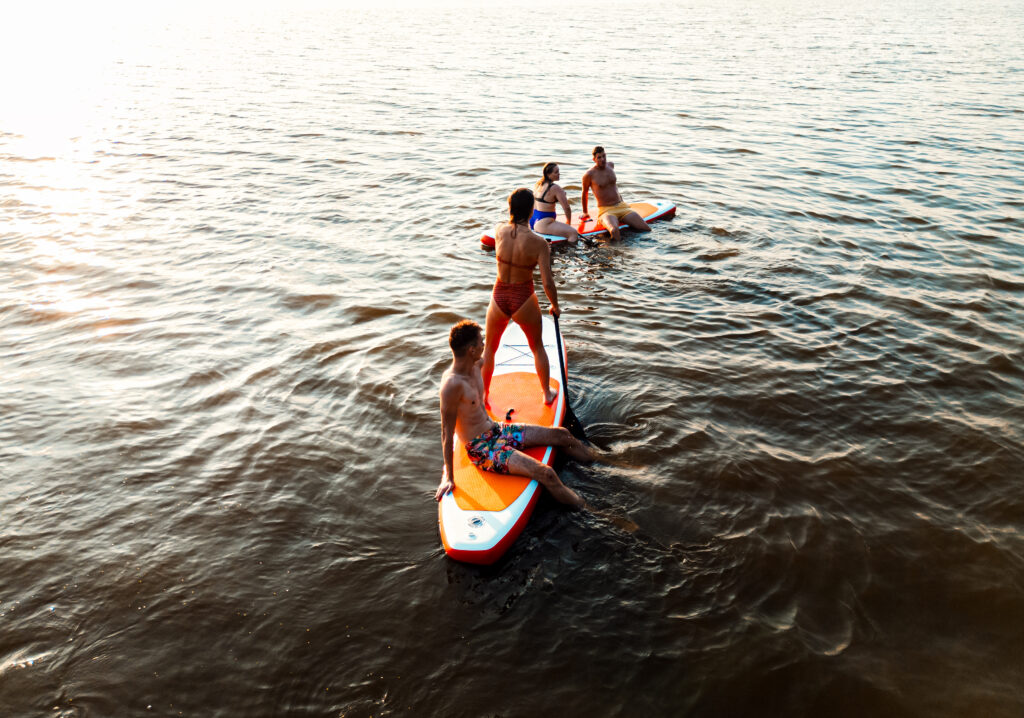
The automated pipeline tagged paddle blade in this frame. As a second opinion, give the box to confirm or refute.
[563,403,588,441]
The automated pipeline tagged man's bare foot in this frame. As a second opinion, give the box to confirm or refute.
[557,487,584,509]
[543,388,558,405]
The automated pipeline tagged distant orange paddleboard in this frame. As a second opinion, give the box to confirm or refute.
[480,199,676,248]
[437,316,565,565]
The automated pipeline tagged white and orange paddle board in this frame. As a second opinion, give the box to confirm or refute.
[480,199,676,248]
[438,315,566,565]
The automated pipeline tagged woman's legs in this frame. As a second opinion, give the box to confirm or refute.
[482,298,510,406]
[512,295,557,405]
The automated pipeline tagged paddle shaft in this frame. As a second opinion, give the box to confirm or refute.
[553,314,588,441]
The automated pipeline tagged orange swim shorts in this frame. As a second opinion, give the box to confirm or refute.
[597,201,634,220]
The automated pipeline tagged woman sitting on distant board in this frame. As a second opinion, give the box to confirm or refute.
[483,188,560,407]
[530,162,580,244]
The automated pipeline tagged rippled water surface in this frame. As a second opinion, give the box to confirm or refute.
[2,1,1023,716]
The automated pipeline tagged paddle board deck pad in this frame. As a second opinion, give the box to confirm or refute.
[438,315,566,565]
[480,199,676,248]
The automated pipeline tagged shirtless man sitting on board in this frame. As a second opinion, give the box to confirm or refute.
[435,319,592,508]
[581,145,651,241]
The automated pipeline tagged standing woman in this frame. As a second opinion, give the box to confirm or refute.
[483,188,560,406]
[531,162,580,244]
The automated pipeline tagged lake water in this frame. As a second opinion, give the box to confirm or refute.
[2,1,1023,716]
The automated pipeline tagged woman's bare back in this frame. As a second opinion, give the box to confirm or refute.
[493,223,543,284]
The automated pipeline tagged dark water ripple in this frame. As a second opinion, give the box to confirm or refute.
[3,1,1024,717]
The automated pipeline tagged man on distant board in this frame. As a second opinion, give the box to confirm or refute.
[581,146,651,241]
[436,320,593,508]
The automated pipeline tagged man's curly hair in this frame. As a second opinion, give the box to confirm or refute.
[449,320,482,356]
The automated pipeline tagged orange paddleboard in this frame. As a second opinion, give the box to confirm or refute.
[480,199,676,247]
[437,316,565,564]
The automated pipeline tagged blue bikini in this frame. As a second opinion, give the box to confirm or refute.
[530,209,555,229]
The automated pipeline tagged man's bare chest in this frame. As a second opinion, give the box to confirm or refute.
[594,169,617,187]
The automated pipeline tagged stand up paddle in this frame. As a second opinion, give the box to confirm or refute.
[438,315,568,564]
[553,313,588,442]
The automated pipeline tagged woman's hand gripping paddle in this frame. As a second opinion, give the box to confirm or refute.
[553,314,588,442]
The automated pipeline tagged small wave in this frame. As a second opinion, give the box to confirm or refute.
[791,286,856,306]
[365,129,423,136]
[948,102,1020,117]
[107,416,168,434]
[181,368,228,389]
[987,352,1023,376]
[0,154,55,163]
[187,387,244,412]
[390,171,435,186]
[698,248,741,261]
[985,273,1024,292]
[312,214,353,224]
[824,191,866,203]
[959,232,998,242]
[278,293,338,311]
[899,215,932,226]
[23,303,76,323]
[806,211,877,225]
[90,317,144,335]
[295,339,358,366]
[345,304,405,324]
[425,307,467,326]
[0,649,56,677]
